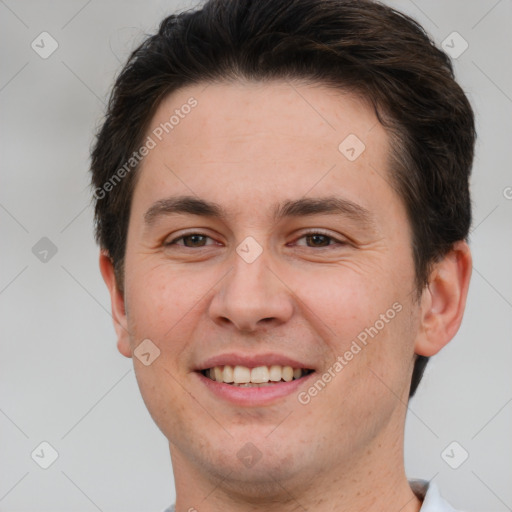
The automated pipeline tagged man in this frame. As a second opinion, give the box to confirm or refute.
[90,0,475,510]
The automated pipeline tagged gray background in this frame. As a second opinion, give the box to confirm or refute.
[1,0,511,511]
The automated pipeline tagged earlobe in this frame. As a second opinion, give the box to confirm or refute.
[414,241,472,357]
[99,250,132,358]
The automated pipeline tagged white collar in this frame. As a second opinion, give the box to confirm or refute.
[410,479,461,511]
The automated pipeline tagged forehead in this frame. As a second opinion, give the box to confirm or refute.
[148,80,384,155]
[132,80,395,219]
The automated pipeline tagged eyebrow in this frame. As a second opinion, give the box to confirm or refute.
[143,195,375,229]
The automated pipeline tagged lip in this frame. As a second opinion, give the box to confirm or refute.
[196,352,313,371]
[195,370,316,407]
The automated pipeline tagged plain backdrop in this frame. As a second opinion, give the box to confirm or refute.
[1,1,511,511]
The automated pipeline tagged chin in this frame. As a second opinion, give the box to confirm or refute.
[204,436,311,486]
[204,454,309,501]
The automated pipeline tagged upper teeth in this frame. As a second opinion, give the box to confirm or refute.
[205,365,306,384]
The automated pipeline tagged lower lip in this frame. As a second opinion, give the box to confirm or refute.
[195,371,316,406]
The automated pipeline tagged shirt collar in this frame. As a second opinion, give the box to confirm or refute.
[410,479,460,511]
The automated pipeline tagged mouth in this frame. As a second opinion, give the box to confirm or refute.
[199,364,315,387]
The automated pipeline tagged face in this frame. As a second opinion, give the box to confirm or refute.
[112,81,424,491]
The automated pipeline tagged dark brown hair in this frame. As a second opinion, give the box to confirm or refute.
[90,0,475,397]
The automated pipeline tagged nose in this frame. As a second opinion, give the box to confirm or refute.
[208,247,294,333]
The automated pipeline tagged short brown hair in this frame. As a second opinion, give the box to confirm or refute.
[90,0,475,397]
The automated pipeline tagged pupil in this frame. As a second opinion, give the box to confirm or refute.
[308,234,329,247]
[184,235,206,247]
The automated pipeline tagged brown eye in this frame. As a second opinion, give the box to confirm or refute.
[183,235,208,247]
[165,233,212,247]
[293,231,345,248]
[305,234,332,247]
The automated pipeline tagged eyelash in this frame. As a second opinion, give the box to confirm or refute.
[164,230,346,249]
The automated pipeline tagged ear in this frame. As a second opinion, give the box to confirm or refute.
[414,241,472,357]
[99,250,132,358]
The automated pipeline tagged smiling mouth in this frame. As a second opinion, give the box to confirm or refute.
[200,364,314,387]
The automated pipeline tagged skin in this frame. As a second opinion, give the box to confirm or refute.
[100,80,472,512]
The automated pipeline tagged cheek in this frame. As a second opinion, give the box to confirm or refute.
[284,263,395,341]
[125,261,207,338]
[292,264,413,392]
[124,264,200,433]
[132,363,189,442]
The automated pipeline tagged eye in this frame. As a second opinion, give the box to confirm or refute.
[164,230,346,249]
[165,233,216,248]
[293,231,346,248]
